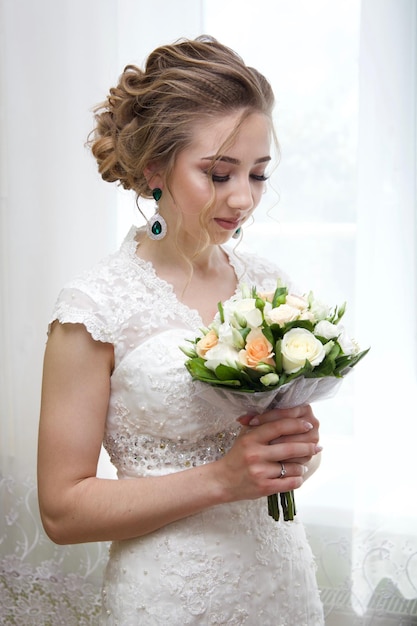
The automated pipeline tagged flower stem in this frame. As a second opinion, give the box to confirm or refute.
[267,491,296,522]
[267,494,280,521]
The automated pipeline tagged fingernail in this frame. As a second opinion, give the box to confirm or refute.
[249,417,260,426]
[315,445,323,453]
[303,465,309,474]
[303,421,313,430]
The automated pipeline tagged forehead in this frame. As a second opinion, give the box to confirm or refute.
[187,111,271,157]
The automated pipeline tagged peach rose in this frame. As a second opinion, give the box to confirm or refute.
[239,328,275,368]
[196,329,218,358]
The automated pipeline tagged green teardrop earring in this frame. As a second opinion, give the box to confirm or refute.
[147,188,167,240]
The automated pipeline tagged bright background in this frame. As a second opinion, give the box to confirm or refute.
[1,0,416,623]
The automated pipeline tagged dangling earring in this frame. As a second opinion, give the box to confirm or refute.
[232,227,241,239]
[147,188,167,240]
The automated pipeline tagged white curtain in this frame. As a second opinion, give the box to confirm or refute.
[1,0,416,623]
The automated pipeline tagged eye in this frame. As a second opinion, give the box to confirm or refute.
[250,173,268,182]
[210,173,230,183]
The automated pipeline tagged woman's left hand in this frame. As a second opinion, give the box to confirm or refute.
[237,404,321,467]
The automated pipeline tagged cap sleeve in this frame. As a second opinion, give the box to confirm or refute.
[48,286,114,344]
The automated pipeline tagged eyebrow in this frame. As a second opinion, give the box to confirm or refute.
[201,155,271,165]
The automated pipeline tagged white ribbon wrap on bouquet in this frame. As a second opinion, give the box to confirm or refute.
[192,374,347,415]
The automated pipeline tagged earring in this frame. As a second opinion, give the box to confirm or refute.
[232,227,241,239]
[146,188,167,240]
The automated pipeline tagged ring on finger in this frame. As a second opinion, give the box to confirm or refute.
[279,461,287,478]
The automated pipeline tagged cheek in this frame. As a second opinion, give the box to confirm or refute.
[252,185,265,206]
[182,178,214,216]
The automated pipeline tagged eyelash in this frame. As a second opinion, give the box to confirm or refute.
[211,173,268,183]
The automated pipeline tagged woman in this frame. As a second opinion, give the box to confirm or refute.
[38,36,324,625]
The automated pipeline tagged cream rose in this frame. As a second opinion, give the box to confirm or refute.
[238,328,275,369]
[265,304,300,327]
[196,329,219,358]
[281,328,326,373]
[286,294,309,311]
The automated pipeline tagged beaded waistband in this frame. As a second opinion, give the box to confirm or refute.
[104,429,239,475]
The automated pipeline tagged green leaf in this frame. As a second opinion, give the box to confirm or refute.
[282,319,315,333]
[272,286,288,308]
[284,360,314,383]
[262,325,274,345]
[215,364,243,381]
[243,366,265,382]
[334,347,370,375]
[205,378,243,388]
[327,342,341,361]
[185,358,218,381]
[312,357,337,377]
[217,301,225,324]
[275,339,283,373]
[266,323,284,341]
[240,327,251,342]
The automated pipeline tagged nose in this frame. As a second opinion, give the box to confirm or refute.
[227,178,254,212]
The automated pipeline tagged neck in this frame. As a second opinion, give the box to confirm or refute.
[137,229,226,276]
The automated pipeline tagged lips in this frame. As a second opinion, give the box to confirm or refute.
[214,218,241,231]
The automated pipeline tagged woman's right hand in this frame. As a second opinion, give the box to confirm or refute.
[213,413,321,503]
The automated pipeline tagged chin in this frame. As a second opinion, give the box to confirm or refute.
[209,230,235,246]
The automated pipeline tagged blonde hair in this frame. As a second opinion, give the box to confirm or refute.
[89,35,275,200]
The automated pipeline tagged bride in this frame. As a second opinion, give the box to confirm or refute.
[38,35,324,625]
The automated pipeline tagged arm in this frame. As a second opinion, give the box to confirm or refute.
[38,323,320,544]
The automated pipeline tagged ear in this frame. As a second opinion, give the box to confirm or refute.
[143,162,164,189]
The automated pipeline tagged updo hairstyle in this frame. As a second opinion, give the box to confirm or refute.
[89,35,275,198]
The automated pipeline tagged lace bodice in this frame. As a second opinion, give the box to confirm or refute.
[50,226,324,625]
[52,226,289,479]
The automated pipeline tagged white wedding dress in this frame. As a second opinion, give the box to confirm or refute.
[51,226,324,626]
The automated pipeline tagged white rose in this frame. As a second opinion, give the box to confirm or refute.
[281,328,326,374]
[265,304,300,326]
[314,320,341,340]
[204,343,240,372]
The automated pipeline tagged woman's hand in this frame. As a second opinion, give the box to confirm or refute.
[239,404,320,449]
[213,409,321,503]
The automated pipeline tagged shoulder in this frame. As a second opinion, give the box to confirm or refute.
[49,226,148,342]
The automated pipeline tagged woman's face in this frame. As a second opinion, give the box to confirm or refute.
[160,110,272,246]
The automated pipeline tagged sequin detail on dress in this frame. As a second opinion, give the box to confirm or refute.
[104,430,239,475]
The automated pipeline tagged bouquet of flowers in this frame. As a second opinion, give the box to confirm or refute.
[181,282,369,521]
